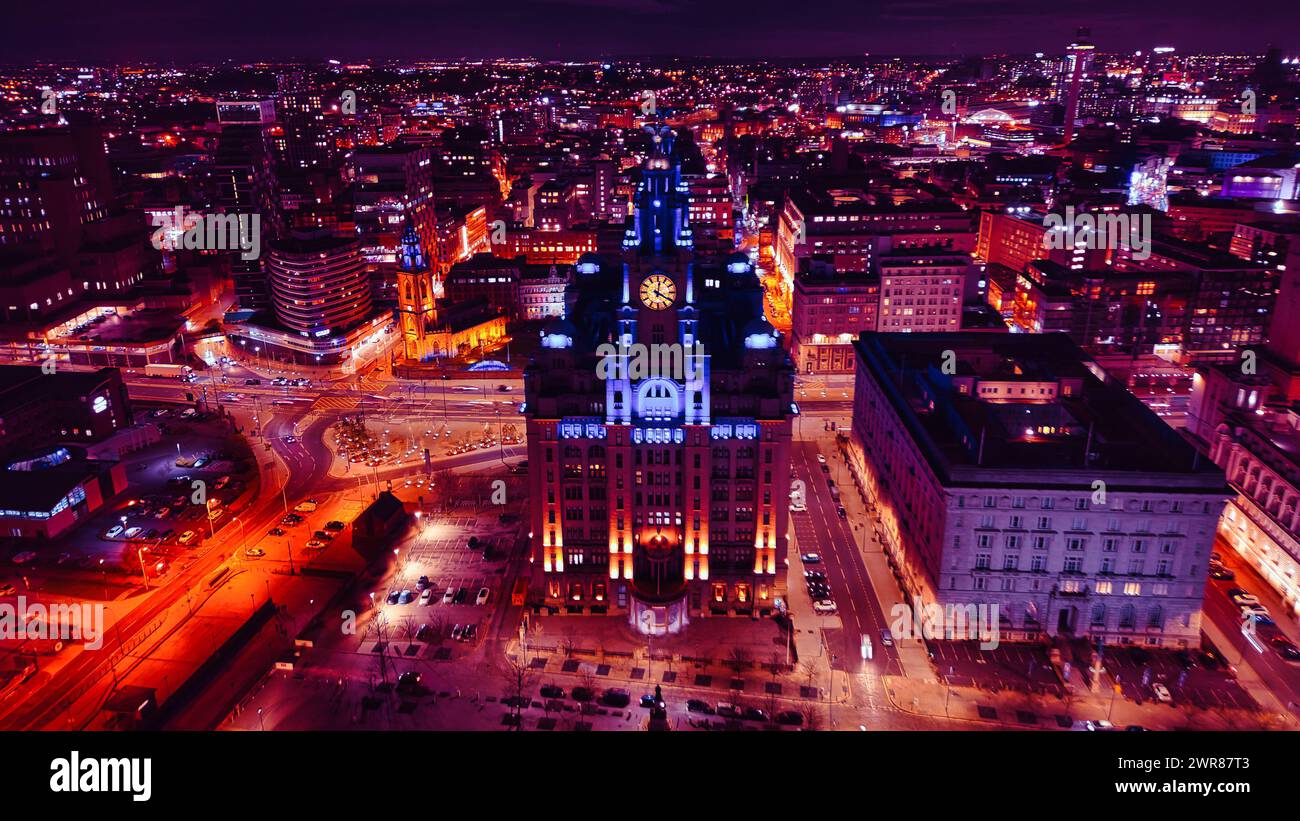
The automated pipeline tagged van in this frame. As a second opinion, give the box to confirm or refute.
[294,500,318,513]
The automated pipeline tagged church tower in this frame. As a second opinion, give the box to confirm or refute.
[395,220,436,361]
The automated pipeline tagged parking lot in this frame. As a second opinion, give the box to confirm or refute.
[928,637,1255,712]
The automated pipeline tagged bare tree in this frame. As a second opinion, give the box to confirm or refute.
[801,703,825,731]
[398,615,419,652]
[499,651,539,731]
[727,646,753,677]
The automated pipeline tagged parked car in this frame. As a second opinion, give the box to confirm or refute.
[449,624,464,641]
[453,587,468,604]
[686,699,714,714]
[813,599,838,615]
[386,591,401,605]
[1209,566,1236,581]
[305,540,326,550]
[601,688,631,708]
[415,624,435,642]
[1230,591,1261,607]
[442,587,456,604]
[1152,683,1173,704]
[462,623,477,641]
[294,500,318,513]
[419,588,434,605]
[776,710,804,726]
[324,520,346,532]
[800,553,820,564]
[540,684,566,699]
[104,525,124,539]
[0,582,17,596]
[267,527,285,537]
[475,587,490,606]
[244,547,265,558]
[742,707,770,722]
[715,702,740,719]
[177,530,197,545]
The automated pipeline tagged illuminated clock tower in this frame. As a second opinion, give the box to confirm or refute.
[395,220,436,361]
[523,128,795,635]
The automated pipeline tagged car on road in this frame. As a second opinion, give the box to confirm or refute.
[192,456,210,468]
[837,506,847,518]
[324,520,346,532]
[267,527,285,537]
[419,588,434,605]
[601,688,631,708]
[11,552,37,565]
[177,530,197,545]
[540,684,566,699]
[880,629,894,647]
[244,378,261,385]
[686,699,714,714]
[801,553,821,564]
[154,506,171,519]
[789,499,807,512]
[1209,566,1236,581]
[1152,683,1172,704]
[813,599,838,615]
[475,587,490,606]
[0,582,17,596]
[281,514,303,526]
[442,587,456,605]
[244,547,265,558]
[1239,604,1271,621]
[816,453,827,465]
[640,693,665,710]
[313,530,334,542]
[1270,636,1300,661]
[294,500,318,513]
[305,540,326,550]
[1230,591,1261,607]
[396,671,421,691]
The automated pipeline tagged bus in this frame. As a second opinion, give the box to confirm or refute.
[511,578,529,607]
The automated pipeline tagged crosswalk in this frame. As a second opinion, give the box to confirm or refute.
[312,395,361,411]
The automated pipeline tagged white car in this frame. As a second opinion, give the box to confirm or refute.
[1152,683,1172,704]
[419,588,434,605]
[813,599,838,615]
[475,587,490,606]
[124,527,144,539]
[104,525,124,539]
[789,500,807,512]
[801,553,821,564]
[442,587,456,605]
[816,453,827,465]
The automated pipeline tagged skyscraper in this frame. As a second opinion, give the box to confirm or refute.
[1060,28,1095,146]
[522,129,796,634]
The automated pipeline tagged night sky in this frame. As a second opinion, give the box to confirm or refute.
[3,0,1297,62]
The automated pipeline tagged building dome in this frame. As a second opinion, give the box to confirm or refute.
[743,317,778,349]
[540,317,578,349]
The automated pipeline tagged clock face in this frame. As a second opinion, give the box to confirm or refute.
[639,274,677,310]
